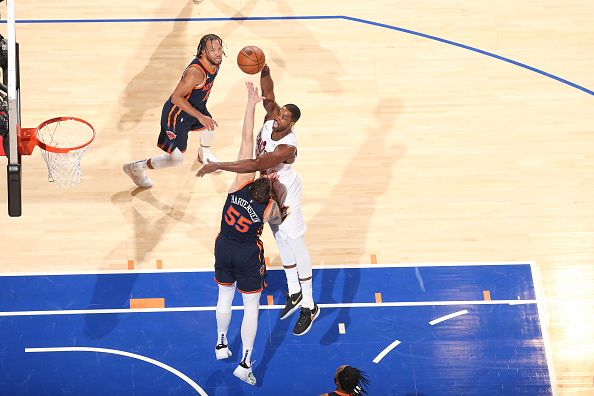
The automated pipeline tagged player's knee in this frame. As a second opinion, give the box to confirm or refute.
[241,293,260,310]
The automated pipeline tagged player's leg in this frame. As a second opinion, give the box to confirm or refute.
[232,291,260,386]
[123,105,187,187]
[215,283,235,359]
[285,234,320,336]
[214,236,237,360]
[274,229,303,320]
[195,108,220,163]
[196,128,220,164]
[233,241,266,386]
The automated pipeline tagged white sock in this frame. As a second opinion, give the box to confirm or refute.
[283,265,301,295]
[132,159,148,170]
[198,129,215,146]
[216,284,235,345]
[147,148,184,169]
[240,292,260,366]
[300,278,314,309]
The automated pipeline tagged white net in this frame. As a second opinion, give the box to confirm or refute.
[36,118,94,188]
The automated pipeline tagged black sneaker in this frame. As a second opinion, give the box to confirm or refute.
[292,304,320,336]
[279,290,303,320]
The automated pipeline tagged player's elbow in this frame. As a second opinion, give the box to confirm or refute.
[170,94,184,107]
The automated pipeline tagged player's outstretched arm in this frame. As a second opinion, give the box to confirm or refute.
[196,144,296,177]
[260,65,281,121]
[228,82,264,192]
[170,67,218,131]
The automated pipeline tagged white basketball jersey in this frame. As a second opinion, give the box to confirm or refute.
[256,120,298,187]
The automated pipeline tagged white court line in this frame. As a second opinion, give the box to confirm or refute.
[25,346,208,396]
[429,309,469,326]
[0,300,537,317]
[0,261,533,277]
[372,340,401,363]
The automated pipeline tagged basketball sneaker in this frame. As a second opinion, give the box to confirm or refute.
[197,147,220,165]
[279,290,303,320]
[233,361,256,386]
[215,343,232,360]
[123,161,153,188]
[292,304,320,336]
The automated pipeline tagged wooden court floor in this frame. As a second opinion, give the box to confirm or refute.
[1,1,593,394]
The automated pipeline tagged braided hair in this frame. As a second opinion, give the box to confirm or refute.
[337,366,370,395]
[196,34,224,58]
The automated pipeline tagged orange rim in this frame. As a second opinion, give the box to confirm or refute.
[36,116,95,154]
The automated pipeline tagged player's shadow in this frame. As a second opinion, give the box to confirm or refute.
[84,273,139,339]
[107,160,206,266]
[119,0,198,130]
[318,267,361,346]
[118,0,258,131]
[210,0,343,96]
[311,98,405,346]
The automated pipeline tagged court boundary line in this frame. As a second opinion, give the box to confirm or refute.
[0,299,538,317]
[0,261,533,277]
[1,15,592,96]
[25,346,207,396]
[530,262,557,395]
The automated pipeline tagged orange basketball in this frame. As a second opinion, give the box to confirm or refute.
[237,46,266,75]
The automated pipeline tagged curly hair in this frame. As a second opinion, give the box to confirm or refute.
[337,366,370,395]
[196,34,224,58]
[249,177,271,204]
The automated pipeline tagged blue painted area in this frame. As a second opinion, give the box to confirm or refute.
[0,303,550,394]
[0,265,551,394]
[0,265,534,312]
[1,15,592,96]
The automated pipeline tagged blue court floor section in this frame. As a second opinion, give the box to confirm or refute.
[0,263,552,395]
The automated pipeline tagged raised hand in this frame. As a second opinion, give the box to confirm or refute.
[245,81,264,105]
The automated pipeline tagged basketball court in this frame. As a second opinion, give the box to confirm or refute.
[1,1,593,394]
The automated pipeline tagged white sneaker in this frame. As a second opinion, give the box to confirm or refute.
[198,147,220,165]
[215,344,232,360]
[233,362,256,386]
[123,161,153,188]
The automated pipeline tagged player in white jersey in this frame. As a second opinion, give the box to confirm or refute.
[197,65,319,336]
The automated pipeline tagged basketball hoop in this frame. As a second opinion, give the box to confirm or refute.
[33,117,95,188]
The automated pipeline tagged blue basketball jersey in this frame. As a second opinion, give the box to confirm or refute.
[165,58,218,127]
[220,182,272,243]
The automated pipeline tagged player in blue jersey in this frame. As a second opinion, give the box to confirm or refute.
[197,65,319,337]
[123,34,224,188]
[213,82,284,386]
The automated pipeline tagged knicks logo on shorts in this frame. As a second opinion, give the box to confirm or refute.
[259,265,265,276]
[166,130,176,140]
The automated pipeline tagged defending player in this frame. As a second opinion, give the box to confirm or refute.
[213,82,283,386]
[123,34,223,188]
[197,65,319,336]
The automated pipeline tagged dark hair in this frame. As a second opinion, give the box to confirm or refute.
[196,34,224,58]
[249,177,271,204]
[283,104,301,123]
[337,366,370,395]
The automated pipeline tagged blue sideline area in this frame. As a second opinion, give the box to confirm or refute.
[0,264,552,395]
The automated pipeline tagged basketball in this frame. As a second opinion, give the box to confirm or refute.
[237,46,266,74]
